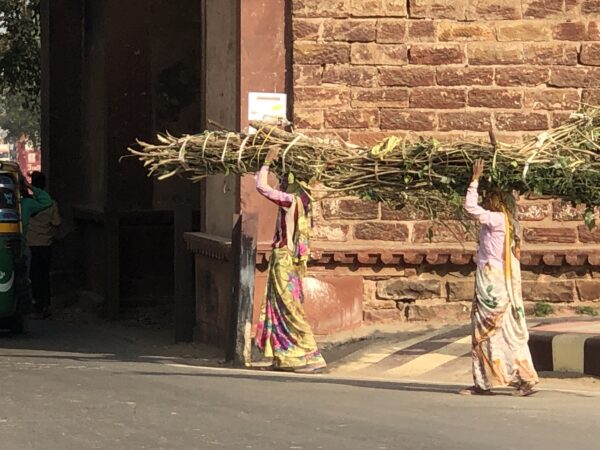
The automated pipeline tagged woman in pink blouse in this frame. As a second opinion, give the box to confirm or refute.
[461,159,538,396]
[254,146,326,373]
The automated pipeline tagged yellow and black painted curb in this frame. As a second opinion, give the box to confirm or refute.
[529,332,600,377]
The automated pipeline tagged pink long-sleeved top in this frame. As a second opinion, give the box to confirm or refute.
[464,180,506,269]
[256,165,296,249]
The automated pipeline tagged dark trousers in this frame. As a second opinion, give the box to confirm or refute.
[30,246,52,313]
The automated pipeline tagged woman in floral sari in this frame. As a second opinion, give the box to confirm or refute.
[254,146,326,373]
[461,160,538,396]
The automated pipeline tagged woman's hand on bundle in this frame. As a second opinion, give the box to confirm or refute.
[472,159,484,182]
[264,147,281,165]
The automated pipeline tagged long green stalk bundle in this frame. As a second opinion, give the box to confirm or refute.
[128,106,600,227]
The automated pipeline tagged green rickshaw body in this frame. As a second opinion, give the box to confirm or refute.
[0,162,23,321]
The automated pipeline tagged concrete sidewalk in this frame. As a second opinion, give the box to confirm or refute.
[529,318,600,378]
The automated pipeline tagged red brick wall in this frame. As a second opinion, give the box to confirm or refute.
[290,0,600,320]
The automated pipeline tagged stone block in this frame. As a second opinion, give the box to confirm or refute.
[523,227,578,243]
[407,303,470,322]
[294,108,324,129]
[581,44,600,67]
[553,22,588,41]
[496,113,549,131]
[364,308,405,323]
[447,280,475,302]
[294,64,324,86]
[323,19,377,42]
[550,67,600,88]
[311,224,350,242]
[377,278,441,300]
[495,67,549,86]
[322,198,379,220]
[523,90,581,111]
[324,108,379,128]
[468,88,522,109]
[294,42,350,64]
[579,225,600,244]
[517,203,550,221]
[295,86,350,108]
[524,43,578,66]
[407,20,436,42]
[413,221,474,243]
[522,281,575,303]
[380,109,436,131]
[409,88,466,109]
[381,203,430,221]
[292,0,350,18]
[436,67,493,86]
[496,21,552,41]
[438,112,492,132]
[437,22,495,41]
[408,44,465,65]
[409,0,468,20]
[352,87,409,107]
[576,281,600,302]
[351,43,407,65]
[552,200,586,222]
[377,19,407,44]
[323,65,378,87]
[293,19,322,40]
[582,0,600,15]
[522,0,563,18]
[354,222,409,241]
[468,43,523,65]
[379,67,435,87]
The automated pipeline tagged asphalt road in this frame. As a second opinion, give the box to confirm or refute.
[1,320,599,450]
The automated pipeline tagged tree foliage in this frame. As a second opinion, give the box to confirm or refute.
[0,0,41,143]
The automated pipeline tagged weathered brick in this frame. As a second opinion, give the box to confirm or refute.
[550,67,600,88]
[524,43,579,66]
[311,224,350,242]
[496,113,549,131]
[413,222,472,243]
[579,225,600,244]
[323,19,377,42]
[468,88,522,109]
[380,109,437,131]
[350,0,400,17]
[577,280,600,302]
[439,112,492,131]
[294,42,350,64]
[589,22,600,41]
[436,67,494,86]
[522,0,564,18]
[294,64,324,86]
[323,65,378,87]
[379,67,435,86]
[437,22,495,41]
[384,0,409,16]
[517,203,550,221]
[582,0,600,15]
[552,200,586,221]
[467,0,522,20]
[468,43,523,65]
[293,19,322,41]
[351,43,407,65]
[409,0,468,20]
[324,108,379,128]
[354,222,409,241]
[583,89,600,105]
[497,21,552,41]
[552,22,588,41]
[523,227,578,243]
[410,88,466,109]
[352,87,409,107]
[295,86,350,107]
[407,303,470,322]
[381,203,429,221]
[409,44,465,65]
[292,0,350,18]
[377,19,407,43]
[378,278,441,300]
[522,281,575,303]
[294,109,324,129]
[302,130,350,141]
[408,20,436,42]
[495,67,549,87]
[523,89,581,110]
[552,112,574,128]
[322,198,379,220]
[447,280,475,302]
[581,44,600,67]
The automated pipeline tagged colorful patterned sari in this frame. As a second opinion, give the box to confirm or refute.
[471,214,539,390]
[255,196,326,370]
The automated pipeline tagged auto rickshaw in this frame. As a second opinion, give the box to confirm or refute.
[0,161,27,332]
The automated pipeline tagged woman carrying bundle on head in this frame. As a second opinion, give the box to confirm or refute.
[460,159,539,397]
[254,146,327,374]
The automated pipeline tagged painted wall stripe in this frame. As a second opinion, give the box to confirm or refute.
[552,334,597,373]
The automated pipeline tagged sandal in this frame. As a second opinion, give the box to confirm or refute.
[458,386,493,396]
[512,383,538,397]
[293,363,327,374]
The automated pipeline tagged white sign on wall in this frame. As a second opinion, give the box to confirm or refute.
[248,92,288,132]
